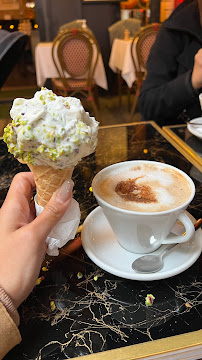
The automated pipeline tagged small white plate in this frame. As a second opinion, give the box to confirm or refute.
[81,207,202,281]
[187,117,202,140]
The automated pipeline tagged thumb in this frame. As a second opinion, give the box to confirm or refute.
[29,180,74,240]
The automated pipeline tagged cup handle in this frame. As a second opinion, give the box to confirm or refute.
[162,213,195,244]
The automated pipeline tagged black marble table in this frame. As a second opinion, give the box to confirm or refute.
[1,121,202,360]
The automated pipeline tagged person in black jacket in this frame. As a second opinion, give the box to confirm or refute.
[139,0,202,126]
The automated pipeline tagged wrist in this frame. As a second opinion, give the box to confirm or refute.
[0,284,20,326]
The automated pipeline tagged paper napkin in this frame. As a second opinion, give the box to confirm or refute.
[35,196,81,256]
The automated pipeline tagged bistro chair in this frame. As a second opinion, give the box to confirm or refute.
[51,28,100,119]
[59,19,94,37]
[129,23,161,121]
[108,18,141,46]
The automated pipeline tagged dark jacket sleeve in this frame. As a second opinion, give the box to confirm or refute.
[138,25,199,124]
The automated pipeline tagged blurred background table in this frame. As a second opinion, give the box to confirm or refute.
[35,42,108,90]
[109,37,137,88]
[2,121,202,360]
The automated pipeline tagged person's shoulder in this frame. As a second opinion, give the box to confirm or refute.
[168,0,196,20]
[163,0,199,34]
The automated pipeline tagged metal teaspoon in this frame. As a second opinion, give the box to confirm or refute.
[132,219,202,273]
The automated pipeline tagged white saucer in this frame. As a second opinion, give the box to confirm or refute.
[81,207,202,281]
[187,117,202,140]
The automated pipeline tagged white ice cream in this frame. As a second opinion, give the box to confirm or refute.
[4,88,99,169]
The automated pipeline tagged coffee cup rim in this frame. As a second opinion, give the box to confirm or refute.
[92,160,195,216]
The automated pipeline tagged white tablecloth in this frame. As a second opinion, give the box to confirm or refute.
[109,38,138,88]
[35,42,108,90]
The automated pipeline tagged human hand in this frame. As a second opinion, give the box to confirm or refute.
[0,172,73,309]
[191,48,202,90]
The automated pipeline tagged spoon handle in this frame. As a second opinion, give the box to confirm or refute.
[187,121,202,126]
[161,244,176,258]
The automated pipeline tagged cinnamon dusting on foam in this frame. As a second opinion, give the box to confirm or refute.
[95,163,192,212]
[115,177,157,203]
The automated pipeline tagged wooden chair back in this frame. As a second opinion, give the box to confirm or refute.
[129,23,161,120]
[52,28,99,90]
[131,23,161,84]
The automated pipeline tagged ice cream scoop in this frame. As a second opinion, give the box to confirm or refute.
[4,88,99,170]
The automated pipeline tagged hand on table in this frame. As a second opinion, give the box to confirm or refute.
[191,48,202,90]
[0,172,73,309]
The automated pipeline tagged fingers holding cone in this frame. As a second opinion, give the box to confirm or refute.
[28,164,74,207]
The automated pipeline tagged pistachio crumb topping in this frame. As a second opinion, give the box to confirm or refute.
[4,88,99,168]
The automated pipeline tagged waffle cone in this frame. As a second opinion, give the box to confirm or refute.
[28,164,74,207]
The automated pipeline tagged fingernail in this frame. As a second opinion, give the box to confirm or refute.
[55,180,74,203]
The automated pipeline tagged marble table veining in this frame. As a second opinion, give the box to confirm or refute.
[1,122,201,360]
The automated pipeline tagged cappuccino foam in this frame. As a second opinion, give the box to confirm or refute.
[94,163,192,212]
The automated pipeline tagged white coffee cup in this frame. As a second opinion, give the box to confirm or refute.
[92,161,195,254]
